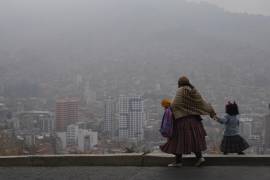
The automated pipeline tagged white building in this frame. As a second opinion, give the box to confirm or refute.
[118,95,144,142]
[56,132,67,151]
[65,124,98,152]
[66,124,79,146]
[78,129,98,152]
[119,95,129,139]
[248,135,264,154]
[240,117,253,139]
[104,97,115,136]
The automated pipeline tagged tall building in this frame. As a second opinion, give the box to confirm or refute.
[66,124,79,147]
[56,132,67,153]
[118,95,144,142]
[104,97,115,136]
[118,95,129,139]
[55,98,79,132]
[264,104,270,151]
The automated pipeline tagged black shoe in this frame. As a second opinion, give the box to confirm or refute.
[238,152,245,155]
[223,152,228,155]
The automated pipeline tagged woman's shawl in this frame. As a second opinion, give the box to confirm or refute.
[171,86,215,119]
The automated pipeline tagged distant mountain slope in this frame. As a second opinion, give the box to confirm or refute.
[0,0,269,86]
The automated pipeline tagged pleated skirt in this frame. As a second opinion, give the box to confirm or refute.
[160,115,207,155]
[220,135,249,153]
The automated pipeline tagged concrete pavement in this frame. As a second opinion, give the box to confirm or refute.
[1,154,270,166]
[0,166,269,180]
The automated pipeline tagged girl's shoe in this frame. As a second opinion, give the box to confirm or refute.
[168,162,183,167]
[238,152,245,155]
[195,158,206,167]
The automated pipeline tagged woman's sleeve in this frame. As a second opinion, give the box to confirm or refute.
[205,103,216,117]
[201,96,215,115]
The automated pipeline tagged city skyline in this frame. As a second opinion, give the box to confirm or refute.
[0,0,270,156]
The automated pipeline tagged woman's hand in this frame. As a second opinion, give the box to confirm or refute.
[212,115,218,121]
[209,111,218,121]
[209,110,216,119]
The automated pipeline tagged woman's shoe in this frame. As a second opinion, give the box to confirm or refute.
[238,152,245,155]
[168,162,183,167]
[195,158,206,167]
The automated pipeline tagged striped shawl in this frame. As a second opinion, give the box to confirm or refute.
[171,86,215,119]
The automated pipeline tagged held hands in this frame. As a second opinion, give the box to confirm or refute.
[213,115,218,121]
[209,109,216,118]
[208,103,217,119]
[208,104,218,121]
[210,111,218,121]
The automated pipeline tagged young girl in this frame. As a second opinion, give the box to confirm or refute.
[215,102,249,155]
[161,98,171,109]
[160,98,174,139]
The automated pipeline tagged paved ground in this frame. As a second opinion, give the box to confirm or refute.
[0,166,269,180]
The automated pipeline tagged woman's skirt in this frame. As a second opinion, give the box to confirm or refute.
[160,115,207,155]
[220,135,249,153]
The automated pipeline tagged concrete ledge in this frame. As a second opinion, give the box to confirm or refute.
[144,154,270,166]
[0,154,270,166]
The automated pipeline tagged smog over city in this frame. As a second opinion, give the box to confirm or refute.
[0,0,270,158]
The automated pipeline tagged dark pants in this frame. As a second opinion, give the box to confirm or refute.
[175,152,202,163]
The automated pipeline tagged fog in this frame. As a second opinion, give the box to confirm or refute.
[0,0,270,106]
[189,0,270,15]
[1,0,270,64]
[0,0,270,157]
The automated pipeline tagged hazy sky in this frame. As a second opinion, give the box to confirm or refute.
[1,0,269,16]
[188,0,270,15]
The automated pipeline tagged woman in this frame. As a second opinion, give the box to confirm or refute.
[160,76,216,167]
